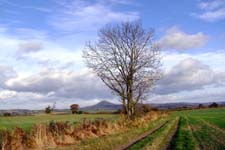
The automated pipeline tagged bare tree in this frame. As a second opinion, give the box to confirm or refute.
[83,22,161,119]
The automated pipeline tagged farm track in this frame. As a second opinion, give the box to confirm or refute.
[118,120,170,150]
[144,117,180,150]
[170,116,199,150]
[186,117,200,150]
[167,117,181,150]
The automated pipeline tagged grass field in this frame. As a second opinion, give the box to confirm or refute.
[171,107,225,150]
[0,114,118,131]
[0,108,225,150]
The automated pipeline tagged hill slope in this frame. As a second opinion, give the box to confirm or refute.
[80,101,122,111]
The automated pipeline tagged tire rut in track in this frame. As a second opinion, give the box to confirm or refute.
[185,117,201,150]
[164,117,180,150]
[118,120,169,150]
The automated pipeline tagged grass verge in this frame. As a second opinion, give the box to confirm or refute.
[50,115,168,150]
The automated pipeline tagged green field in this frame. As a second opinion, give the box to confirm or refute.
[171,108,225,150]
[0,114,118,131]
[174,108,225,129]
[0,108,225,150]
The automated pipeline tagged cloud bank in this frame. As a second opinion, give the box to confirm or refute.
[159,27,208,50]
[196,0,225,21]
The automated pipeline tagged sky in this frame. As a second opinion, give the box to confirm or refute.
[0,0,225,109]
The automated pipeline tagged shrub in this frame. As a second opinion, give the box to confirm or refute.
[209,102,219,108]
[77,111,83,114]
[198,104,204,109]
[135,104,158,117]
[45,106,52,114]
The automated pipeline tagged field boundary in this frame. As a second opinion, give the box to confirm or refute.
[118,120,169,150]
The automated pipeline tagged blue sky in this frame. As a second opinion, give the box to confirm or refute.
[0,0,225,109]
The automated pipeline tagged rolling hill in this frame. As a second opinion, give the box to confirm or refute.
[80,100,122,112]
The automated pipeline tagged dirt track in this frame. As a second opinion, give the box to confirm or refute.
[118,120,169,150]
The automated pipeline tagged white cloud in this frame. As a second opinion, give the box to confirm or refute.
[196,0,225,21]
[0,66,16,88]
[3,56,225,108]
[0,26,8,33]
[18,40,43,53]
[159,27,208,50]
[50,0,139,32]
[162,50,225,71]
[0,89,104,110]
[198,8,225,21]
[27,47,83,69]
[198,0,224,10]
[9,28,48,40]
[155,58,225,94]
[150,86,225,103]
[5,69,113,100]
[0,90,17,99]
[0,30,84,75]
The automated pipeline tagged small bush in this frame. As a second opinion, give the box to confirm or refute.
[209,102,219,108]
[45,106,52,114]
[135,104,158,117]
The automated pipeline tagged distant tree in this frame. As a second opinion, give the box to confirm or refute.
[136,104,158,117]
[70,104,79,114]
[182,106,187,109]
[3,112,11,117]
[45,105,52,114]
[198,104,204,108]
[209,102,219,108]
[83,22,161,120]
[77,110,83,114]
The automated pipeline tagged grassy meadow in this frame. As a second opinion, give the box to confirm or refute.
[0,114,118,131]
[172,108,225,150]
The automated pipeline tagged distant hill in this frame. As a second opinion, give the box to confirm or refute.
[80,100,225,111]
[0,109,38,116]
[150,102,198,110]
[80,100,122,112]
[147,101,225,110]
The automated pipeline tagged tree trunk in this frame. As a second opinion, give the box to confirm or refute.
[126,96,135,120]
[126,107,135,120]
